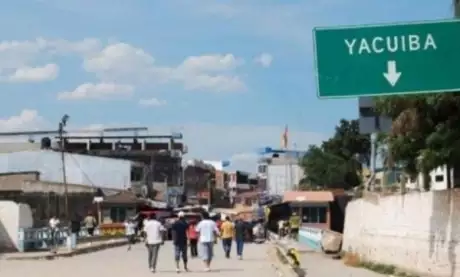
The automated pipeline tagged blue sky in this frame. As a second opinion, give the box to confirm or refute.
[0,0,453,171]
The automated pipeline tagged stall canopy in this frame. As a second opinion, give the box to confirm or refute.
[283,191,334,206]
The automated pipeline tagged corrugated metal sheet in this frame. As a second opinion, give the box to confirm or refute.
[0,142,41,153]
[0,150,131,190]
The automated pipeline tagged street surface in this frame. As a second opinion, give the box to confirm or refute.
[299,252,385,277]
[0,242,280,277]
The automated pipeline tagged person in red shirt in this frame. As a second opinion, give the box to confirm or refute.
[187,219,199,257]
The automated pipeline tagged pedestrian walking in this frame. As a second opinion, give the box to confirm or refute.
[220,216,234,258]
[124,218,136,251]
[144,213,166,273]
[187,219,199,258]
[49,215,60,253]
[289,212,300,240]
[195,211,219,272]
[69,213,81,250]
[234,217,246,259]
[171,211,189,272]
[83,212,97,236]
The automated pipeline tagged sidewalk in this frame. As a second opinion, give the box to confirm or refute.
[272,238,385,277]
[2,238,128,261]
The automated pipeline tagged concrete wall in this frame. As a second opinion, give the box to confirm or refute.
[0,172,121,194]
[343,190,460,277]
[0,150,131,190]
[267,164,303,195]
[0,201,33,252]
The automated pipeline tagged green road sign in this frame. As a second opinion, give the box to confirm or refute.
[313,19,460,98]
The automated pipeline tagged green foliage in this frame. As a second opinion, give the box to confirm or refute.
[301,145,349,187]
[300,119,370,189]
[374,92,460,188]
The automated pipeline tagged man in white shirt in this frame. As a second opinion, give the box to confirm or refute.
[143,214,165,272]
[124,218,136,251]
[195,212,219,272]
[49,215,60,253]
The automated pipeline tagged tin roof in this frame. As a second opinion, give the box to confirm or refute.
[104,190,142,204]
[283,190,334,203]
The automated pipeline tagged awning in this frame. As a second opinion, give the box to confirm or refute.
[283,191,334,203]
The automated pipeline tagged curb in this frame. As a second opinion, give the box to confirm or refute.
[267,244,306,277]
[5,240,129,261]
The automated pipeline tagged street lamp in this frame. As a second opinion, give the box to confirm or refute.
[59,114,69,222]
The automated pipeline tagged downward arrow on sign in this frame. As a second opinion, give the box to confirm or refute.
[383,60,401,87]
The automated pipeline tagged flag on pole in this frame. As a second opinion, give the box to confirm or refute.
[282,125,288,149]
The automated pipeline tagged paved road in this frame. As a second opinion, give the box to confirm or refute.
[0,242,280,277]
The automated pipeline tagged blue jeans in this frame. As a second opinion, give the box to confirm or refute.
[222,238,232,257]
[174,244,188,262]
[235,239,244,256]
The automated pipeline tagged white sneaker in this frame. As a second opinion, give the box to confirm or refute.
[204,268,210,272]
[150,267,155,273]
[176,268,180,273]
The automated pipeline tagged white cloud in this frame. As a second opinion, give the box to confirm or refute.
[0,38,101,83]
[7,63,59,82]
[83,43,154,82]
[0,38,48,74]
[57,82,134,100]
[83,42,246,92]
[179,54,243,72]
[0,109,47,131]
[0,110,326,172]
[254,53,273,68]
[0,38,247,91]
[139,98,167,107]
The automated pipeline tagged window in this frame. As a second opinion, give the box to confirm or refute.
[301,207,327,223]
[435,175,444,183]
[130,167,143,181]
[110,207,127,223]
[258,165,267,174]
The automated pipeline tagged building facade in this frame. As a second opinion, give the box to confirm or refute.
[0,150,132,190]
[257,147,306,196]
[258,154,304,196]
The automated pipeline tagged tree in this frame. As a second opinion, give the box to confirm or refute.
[374,93,460,189]
[300,145,349,188]
[300,119,371,190]
[323,119,371,165]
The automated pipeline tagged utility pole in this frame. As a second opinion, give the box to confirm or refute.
[207,174,215,207]
[59,114,69,222]
[455,0,460,17]
[207,178,212,206]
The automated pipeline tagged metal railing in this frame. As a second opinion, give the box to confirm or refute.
[17,227,100,252]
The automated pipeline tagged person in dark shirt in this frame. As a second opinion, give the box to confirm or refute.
[171,211,189,272]
[70,213,82,250]
[234,217,246,259]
